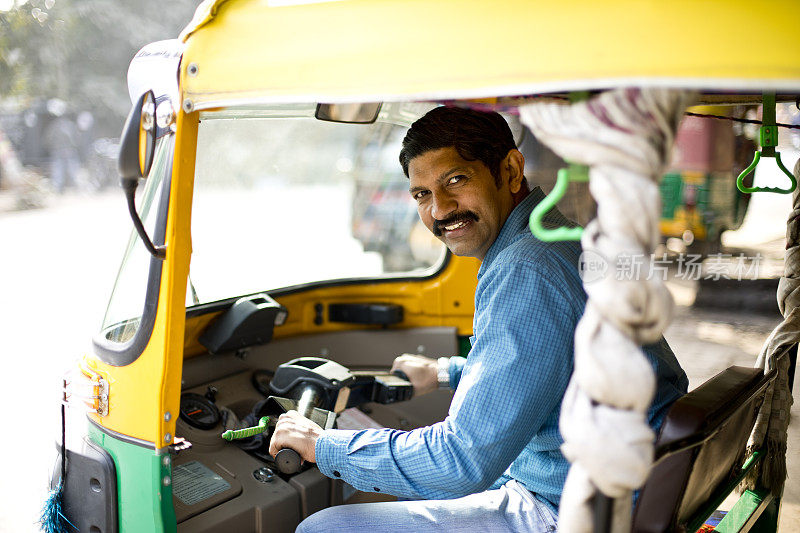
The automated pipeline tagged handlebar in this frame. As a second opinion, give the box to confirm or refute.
[271,371,411,474]
[274,448,303,474]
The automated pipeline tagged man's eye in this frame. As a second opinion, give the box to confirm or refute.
[448,175,466,185]
[413,191,429,201]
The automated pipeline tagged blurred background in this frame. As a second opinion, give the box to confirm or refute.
[1,1,800,531]
[0,0,199,205]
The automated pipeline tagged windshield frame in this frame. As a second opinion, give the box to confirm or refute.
[92,134,174,366]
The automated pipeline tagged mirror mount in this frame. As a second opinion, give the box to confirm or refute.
[121,179,166,259]
[117,90,165,260]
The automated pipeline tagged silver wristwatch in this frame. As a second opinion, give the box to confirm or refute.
[437,357,451,390]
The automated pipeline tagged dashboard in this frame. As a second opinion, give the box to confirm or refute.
[171,327,457,532]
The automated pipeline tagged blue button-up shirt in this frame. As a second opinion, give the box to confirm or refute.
[315,187,688,512]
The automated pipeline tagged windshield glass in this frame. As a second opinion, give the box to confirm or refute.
[100,135,171,342]
[189,102,446,305]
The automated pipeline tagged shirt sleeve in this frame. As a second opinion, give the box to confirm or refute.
[314,257,577,499]
[448,356,466,389]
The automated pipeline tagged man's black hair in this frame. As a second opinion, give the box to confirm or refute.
[399,106,517,186]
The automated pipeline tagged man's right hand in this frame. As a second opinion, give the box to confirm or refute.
[391,353,441,396]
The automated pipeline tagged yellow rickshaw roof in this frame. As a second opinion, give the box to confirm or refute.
[180,0,800,110]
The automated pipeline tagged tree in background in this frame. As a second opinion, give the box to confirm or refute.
[0,0,200,135]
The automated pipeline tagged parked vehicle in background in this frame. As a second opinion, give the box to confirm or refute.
[659,108,756,254]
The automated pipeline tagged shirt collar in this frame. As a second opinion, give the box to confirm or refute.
[477,187,545,279]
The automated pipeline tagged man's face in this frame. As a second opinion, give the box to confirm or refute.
[408,147,519,260]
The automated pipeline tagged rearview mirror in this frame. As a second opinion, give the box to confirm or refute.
[117,90,165,260]
[118,90,156,180]
[315,102,382,124]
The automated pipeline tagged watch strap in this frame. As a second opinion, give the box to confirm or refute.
[437,357,451,390]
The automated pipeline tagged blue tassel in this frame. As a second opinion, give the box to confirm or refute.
[41,402,76,532]
[39,482,75,533]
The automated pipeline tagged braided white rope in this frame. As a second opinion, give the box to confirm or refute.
[520,88,693,532]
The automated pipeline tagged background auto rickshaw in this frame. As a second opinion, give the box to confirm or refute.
[658,108,758,255]
[47,1,800,532]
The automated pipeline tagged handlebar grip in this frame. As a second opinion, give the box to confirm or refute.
[274,448,302,474]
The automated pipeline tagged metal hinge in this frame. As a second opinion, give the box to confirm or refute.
[63,365,109,417]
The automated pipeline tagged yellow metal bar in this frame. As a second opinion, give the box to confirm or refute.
[156,109,199,447]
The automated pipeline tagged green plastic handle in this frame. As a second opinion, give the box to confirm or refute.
[221,416,270,441]
[529,165,588,242]
[736,92,797,195]
[736,151,797,195]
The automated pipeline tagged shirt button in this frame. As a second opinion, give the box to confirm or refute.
[332,471,341,477]
[373,487,380,492]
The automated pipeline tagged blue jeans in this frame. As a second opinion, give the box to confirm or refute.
[296,480,558,533]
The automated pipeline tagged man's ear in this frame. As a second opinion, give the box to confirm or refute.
[504,149,525,194]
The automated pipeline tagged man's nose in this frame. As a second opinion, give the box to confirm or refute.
[430,192,457,220]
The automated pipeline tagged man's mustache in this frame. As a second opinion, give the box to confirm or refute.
[433,211,479,236]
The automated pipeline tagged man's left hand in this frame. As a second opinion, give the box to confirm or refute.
[268,410,322,462]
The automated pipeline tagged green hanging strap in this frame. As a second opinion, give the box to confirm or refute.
[529,163,589,242]
[529,91,590,243]
[221,416,270,441]
[736,92,797,195]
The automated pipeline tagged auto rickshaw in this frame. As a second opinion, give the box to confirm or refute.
[658,108,758,255]
[48,1,800,532]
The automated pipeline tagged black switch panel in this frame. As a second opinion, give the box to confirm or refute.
[327,303,403,326]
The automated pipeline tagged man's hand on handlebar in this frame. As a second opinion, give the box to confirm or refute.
[391,353,439,396]
[268,410,323,463]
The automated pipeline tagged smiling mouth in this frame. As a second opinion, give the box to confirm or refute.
[434,212,479,237]
[444,220,469,231]
[439,218,474,240]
